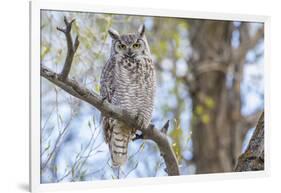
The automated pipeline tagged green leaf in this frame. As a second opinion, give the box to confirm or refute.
[95,84,100,93]
[170,119,183,161]
[140,142,145,152]
[201,114,210,124]
[195,105,204,115]
[205,96,215,109]
[43,141,51,152]
[41,45,50,59]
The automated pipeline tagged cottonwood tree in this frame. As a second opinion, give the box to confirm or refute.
[185,20,264,173]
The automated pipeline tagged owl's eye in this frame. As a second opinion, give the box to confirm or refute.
[132,43,141,49]
[118,44,126,50]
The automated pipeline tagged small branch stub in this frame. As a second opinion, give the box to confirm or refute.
[161,120,170,134]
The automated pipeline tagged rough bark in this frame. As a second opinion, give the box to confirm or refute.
[187,20,264,173]
[41,17,179,176]
[235,112,264,171]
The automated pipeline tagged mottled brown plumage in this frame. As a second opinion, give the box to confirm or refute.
[100,25,156,166]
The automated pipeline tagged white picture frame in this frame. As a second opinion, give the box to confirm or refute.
[30,1,271,192]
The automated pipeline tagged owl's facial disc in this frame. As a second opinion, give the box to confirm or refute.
[114,39,145,58]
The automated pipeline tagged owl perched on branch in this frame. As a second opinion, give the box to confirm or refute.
[100,24,156,167]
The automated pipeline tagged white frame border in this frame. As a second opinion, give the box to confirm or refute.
[30,1,271,192]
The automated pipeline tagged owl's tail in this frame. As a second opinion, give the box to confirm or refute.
[110,124,131,167]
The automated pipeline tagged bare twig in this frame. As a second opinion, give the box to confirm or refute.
[124,162,139,178]
[41,116,73,171]
[233,24,264,64]
[84,158,110,178]
[41,17,179,176]
[57,120,104,182]
[128,142,145,161]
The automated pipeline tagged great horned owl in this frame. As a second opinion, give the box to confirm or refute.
[100,24,156,167]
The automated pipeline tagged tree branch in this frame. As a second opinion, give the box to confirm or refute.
[56,16,79,81]
[234,112,264,172]
[233,24,264,64]
[41,17,179,176]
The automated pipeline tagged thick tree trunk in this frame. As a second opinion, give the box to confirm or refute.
[235,112,264,171]
[188,21,237,173]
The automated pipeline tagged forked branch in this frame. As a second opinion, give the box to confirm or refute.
[56,16,79,80]
[41,17,179,176]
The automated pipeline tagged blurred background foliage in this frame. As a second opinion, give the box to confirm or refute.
[40,10,264,183]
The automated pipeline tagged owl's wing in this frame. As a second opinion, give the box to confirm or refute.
[100,59,115,144]
[100,59,115,103]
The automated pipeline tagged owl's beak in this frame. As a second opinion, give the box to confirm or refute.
[126,50,135,58]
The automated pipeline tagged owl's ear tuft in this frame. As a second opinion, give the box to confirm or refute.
[108,28,120,39]
[138,24,145,37]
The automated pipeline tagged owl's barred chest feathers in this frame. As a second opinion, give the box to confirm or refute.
[115,55,154,90]
[100,24,155,166]
[112,55,155,120]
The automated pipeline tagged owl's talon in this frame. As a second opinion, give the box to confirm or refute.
[132,133,143,141]
[102,96,107,102]
[134,114,139,121]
